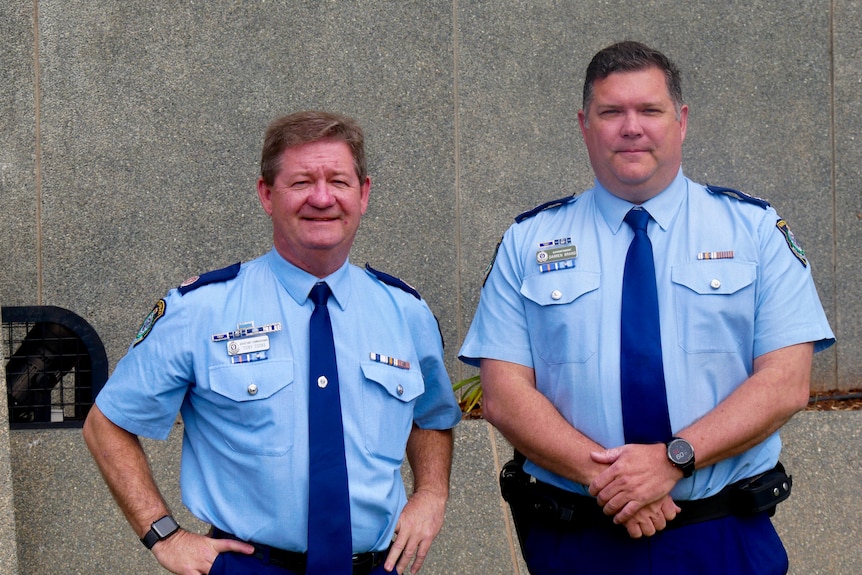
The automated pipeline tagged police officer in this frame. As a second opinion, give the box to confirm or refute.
[84,111,461,575]
[459,42,834,574]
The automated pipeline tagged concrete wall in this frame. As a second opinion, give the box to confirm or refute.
[5,416,861,574]
[2,1,861,573]
[2,0,859,391]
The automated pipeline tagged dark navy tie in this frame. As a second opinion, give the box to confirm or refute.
[620,209,672,444]
[307,282,352,575]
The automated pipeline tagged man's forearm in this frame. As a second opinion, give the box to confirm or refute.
[679,342,813,469]
[82,405,171,538]
[406,426,453,497]
[481,358,608,486]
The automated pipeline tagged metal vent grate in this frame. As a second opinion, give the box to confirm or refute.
[3,306,108,429]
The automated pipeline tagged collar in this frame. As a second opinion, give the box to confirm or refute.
[595,168,687,234]
[265,248,351,311]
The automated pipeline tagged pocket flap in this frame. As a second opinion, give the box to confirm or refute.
[672,261,756,295]
[360,362,424,403]
[520,270,600,305]
[209,359,294,401]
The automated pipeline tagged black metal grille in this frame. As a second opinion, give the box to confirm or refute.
[3,306,108,429]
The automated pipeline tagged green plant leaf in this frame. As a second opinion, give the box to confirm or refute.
[453,375,482,413]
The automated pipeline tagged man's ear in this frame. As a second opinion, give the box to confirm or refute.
[360,176,371,215]
[257,177,273,216]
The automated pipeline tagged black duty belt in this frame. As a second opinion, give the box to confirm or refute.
[501,458,792,530]
[211,528,387,575]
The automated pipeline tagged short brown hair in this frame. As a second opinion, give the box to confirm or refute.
[582,41,683,119]
[259,111,367,186]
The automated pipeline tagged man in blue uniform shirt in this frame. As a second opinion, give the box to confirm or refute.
[459,42,834,574]
[84,111,462,575]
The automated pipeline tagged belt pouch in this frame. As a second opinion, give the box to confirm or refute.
[731,462,792,515]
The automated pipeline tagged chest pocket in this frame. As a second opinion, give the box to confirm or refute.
[672,261,757,353]
[360,362,423,462]
[207,359,295,456]
[520,270,600,364]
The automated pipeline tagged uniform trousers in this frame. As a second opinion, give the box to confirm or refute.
[523,511,788,575]
[209,551,390,575]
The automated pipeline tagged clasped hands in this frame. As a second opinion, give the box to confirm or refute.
[588,442,682,538]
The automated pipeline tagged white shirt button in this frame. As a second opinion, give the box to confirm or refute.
[551,290,562,300]
[247,384,258,396]
[710,279,721,290]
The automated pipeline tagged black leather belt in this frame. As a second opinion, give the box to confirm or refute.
[530,480,731,529]
[211,528,387,575]
[529,464,789,530]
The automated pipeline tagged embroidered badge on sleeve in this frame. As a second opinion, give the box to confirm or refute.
[133,299,166,347]
[776,219,808,268]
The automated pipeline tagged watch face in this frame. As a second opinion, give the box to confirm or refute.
[668,439,693,464]
[153,516,179,538]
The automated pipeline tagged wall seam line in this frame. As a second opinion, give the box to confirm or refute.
[828,0,838,386]
[451,0,464,383]
[33,0,43,305]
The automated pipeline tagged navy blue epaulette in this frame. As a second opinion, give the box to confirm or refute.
[706,185,770,209]
[177,262,241,295]
[514,195,578,223]
[365,264,422,300]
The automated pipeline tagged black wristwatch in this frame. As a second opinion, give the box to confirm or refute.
[141,515,180,549]
[666,437,695,478]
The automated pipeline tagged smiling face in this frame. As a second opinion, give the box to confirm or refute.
[578,66,688,204]
[257,139,370,277]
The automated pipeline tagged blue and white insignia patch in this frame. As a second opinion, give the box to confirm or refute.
[133,299,166,347]
[706,185,770,209]
[776,218,808,267]
[177,262,241,295]
[515,195,578,223]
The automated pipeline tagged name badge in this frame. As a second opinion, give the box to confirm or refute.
[227,335,270,356]
[536,245,578,264]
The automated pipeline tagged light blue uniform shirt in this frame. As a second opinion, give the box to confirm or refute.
[97,248,461,552]
[460,170,834,500]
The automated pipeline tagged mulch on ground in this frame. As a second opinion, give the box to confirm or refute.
[461,390,862,418]
[806,389,862,411]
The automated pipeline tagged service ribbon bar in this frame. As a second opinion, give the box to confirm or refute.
[369,352,411,370]
[697,250,734,260]
[230,351,268,364]
[539,259,575,273]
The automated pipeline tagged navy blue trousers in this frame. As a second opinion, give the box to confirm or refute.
[523,512,788,575]
[209,551,391,575]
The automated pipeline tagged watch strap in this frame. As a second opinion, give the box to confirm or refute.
[141,528,161,550]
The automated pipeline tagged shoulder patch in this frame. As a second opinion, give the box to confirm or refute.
[515,195,578,224]
[133,299,166,347]
[776,218,808,267]
[177,262,241,295]
[483,238,503,287]
[706,185,770,209]
[365,264,422,299]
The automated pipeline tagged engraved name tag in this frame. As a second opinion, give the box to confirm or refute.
[227,335,270,356]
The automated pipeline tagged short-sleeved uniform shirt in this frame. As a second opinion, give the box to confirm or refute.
[97,248,462,552]
[459,170,834,500]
